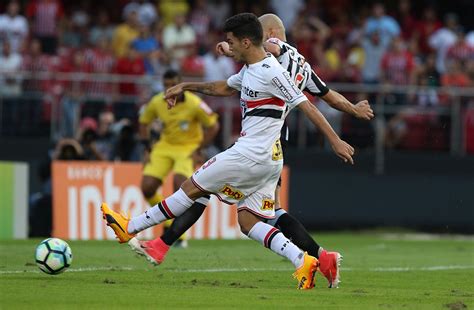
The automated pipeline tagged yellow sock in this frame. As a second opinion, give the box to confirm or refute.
[146,193,164,206]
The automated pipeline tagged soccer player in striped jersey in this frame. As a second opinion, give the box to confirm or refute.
[102,13,355,290]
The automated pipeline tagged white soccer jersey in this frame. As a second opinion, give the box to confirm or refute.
[266,38,329,96]
[227,54,307,165]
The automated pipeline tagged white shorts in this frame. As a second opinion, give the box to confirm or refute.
[191,147,282,219]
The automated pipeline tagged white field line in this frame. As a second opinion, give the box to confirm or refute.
[1,265,473,275]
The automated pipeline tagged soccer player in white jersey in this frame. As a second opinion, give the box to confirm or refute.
[101,13,355,290]
[123,14,374,289]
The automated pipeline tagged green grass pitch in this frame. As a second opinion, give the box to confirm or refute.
[1,232,473,309]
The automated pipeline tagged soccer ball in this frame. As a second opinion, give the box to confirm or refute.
[35,238,73,275]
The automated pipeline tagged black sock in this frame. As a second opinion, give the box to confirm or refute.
[160,201,207,246]
[276,213,321,258]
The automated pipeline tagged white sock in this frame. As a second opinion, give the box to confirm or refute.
[248,222,304,269]
[128,189,194,234]
[265,208,287,227]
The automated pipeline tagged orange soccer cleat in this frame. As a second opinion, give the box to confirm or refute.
[100,203,135,243]
[292,252,319,290]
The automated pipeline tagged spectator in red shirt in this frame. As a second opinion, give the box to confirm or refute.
[115,47,145,96]
[26,0,64,55]
[413,7,442,56]
[381,37,416,86]
[381,37,416,107]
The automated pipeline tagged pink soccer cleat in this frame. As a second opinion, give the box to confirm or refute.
[128,237,170,266]
[318,250,343,288]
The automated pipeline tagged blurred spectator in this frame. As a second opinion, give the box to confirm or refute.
[77,117,106,160]
[413,7,442,56]
[181,45,204,77]
[415,53,440,87]
[89,11,114,46]
[381,37,416,107]
[84,36,116,98]
[207,0,231,29]
[53,138,85,160]
[361,31,388,84]
[112,4,139,57]
[122,1,157,28]
[381,37,416,86]
[26,0,64,54]
[394,0,417,42]
[202,39,236,81]
[115,46,145,95]
[446,31,474,67]
[269,0,304,30]
[95,111,116,160]
[110,122,142,161]
[0,0,28,53]
[22,38,57,92]
[159,0,189,26]
[429,13,459,73]
[163,14,196,64]
[190,0,211,51]
[441,60,470,88]
[0,41,22,96]
[364,2,400,47]
[131,23,160,75]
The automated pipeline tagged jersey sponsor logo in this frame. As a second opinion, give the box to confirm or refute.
[271,77,293,101]
[272,139,283,161]
[202,157,216,170]
[262,63,270,68]
[282,71,302,95]
[295,72,305,87]
[242,86,259,98]
[261,199,275,211]
[220,184,244,200]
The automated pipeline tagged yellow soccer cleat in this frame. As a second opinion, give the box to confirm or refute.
[292,252,319,290]
[101,203,135,243]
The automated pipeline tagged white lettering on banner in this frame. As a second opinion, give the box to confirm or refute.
[80,186,101,240]
[104,168,120,210]
[67,166,103,180]
[68,187,78,239]
[65,166,149,240]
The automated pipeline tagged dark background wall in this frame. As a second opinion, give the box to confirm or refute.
[286,150,474,233]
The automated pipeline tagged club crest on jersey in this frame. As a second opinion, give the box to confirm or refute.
[220,184,244,200]
[261,199,275,211]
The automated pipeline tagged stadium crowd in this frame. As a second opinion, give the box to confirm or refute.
[1,0,474,153]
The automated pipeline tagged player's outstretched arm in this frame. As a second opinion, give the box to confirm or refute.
[298,100,355,164]
[321,89,374,120]
[165,81,237,108]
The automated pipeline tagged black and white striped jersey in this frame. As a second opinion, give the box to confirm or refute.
[266,38,329,97]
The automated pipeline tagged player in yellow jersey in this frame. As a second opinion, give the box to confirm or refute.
[137,69,219,248]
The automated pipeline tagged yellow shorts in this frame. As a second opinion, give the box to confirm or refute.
[143,141,198,181]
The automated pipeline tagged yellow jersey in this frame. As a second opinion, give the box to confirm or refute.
[139,91,218,147]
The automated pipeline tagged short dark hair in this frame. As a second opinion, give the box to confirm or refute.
[163,69,180,80]
[223,13,263,46]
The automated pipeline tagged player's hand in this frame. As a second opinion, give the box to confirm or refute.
[216,41,233,57]
[330,138,355,165]
[164,84,184,109]
[354,100,374,120]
